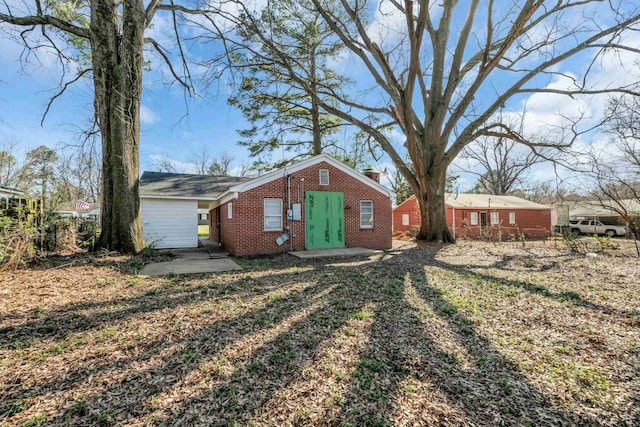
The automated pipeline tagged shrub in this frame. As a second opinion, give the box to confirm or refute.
[0,212,37,270]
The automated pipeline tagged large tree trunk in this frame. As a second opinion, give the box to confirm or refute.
[91,0,146,253]
[309,47,322,156]
[414,164,455,243]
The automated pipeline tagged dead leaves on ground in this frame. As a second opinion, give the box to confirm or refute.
[1,240,639,426]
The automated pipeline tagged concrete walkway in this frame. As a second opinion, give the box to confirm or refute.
[140,238,242,276]
[289,247,382,259]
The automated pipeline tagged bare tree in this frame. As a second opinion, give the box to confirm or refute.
[54,140,102,205]
[0,0,219,252]
[0,138,23,188]
[207,152,234,176]
[221,1,640,242]
[590,95,640,255]
[153,155,181,174]
[461,135,546,195]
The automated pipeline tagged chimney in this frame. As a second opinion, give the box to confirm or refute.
[362,168,380,183]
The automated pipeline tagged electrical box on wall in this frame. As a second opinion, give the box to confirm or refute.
[292,203,302,220]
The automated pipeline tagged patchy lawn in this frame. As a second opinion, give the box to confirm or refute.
[1,240,638,426]
[198,225,209,237]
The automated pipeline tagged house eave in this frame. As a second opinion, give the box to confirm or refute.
[226,154,394,199]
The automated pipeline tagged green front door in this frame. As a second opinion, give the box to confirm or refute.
[305,191,345,249]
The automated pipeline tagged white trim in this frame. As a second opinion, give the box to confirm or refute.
[360,200,374,228]
[208,192,238,210]
[319,169,329,185]
[141,194,215,202]
[401,213,409,226]
[490,211,500,225]
[470,212,478,225]
[509,212,516,224]
[264,198,283,231]
[228,202,233,219]
[222,154,394,199]
[0,187,24,196]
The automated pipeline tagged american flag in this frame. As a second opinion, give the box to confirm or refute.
[75,200,91,211]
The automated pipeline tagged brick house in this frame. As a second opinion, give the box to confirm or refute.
[393,194,552,239]
[140,154,393,255]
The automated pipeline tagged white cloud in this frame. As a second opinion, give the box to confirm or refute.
[140,104,160,125]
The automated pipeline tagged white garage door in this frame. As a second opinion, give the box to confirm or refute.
[141,198,198,249]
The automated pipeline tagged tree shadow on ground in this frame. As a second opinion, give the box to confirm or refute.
[432,258,640,318]
[2,245,630,425]
[328,253,593,426]
[0,261,315,336]
[1,266,328,417]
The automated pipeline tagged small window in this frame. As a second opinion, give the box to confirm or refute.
[228,202,233,219]
[319,169,329,185]
[401,213,409,226]
[360,200,373,228]
[264,198,283,231]
[509,212,515,224]
[470,212,478,225]
[490,212,499,225]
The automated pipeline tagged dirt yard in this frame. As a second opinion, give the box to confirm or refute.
[1,239,638,426]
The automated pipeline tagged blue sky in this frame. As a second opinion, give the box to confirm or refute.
[1,1,639,193]
[0,42,254,174]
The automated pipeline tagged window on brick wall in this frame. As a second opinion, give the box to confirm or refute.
[264,199,283,231]
[228,202,233,219]
[402,213,409,225]
[490,212,499,225]
[360,200,374,228]
[470,212,478,225]
[509,212,515,224]
[319,169,329,185]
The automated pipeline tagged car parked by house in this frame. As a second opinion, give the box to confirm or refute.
[569,220,627,237]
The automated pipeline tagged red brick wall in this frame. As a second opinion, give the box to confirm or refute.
[392,196,551,239]
[393,196,421,233]
[218,201,239,255]
[220,161,392,256]
[454,208,551,239]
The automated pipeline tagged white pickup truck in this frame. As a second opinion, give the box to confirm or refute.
[569,220,627,237]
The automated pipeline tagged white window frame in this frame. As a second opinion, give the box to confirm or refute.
[228,202,233,219]
[509,212,515,224]
[319,169,329,186]
[264,198,283,231]
[401,213,410,226]
[490,212,500,225]
[470,212,478,225]
[360,200,374,228]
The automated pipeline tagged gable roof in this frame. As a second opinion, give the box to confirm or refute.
[445,193,550,210]
[140,155,394,204]
[222,153,394,199]
[394,194,550,210]
[140,172,250,200]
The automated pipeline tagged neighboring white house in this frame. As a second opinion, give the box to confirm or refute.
[0,185,25,210]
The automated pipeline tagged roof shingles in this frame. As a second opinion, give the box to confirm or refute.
[139,172,250,199]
